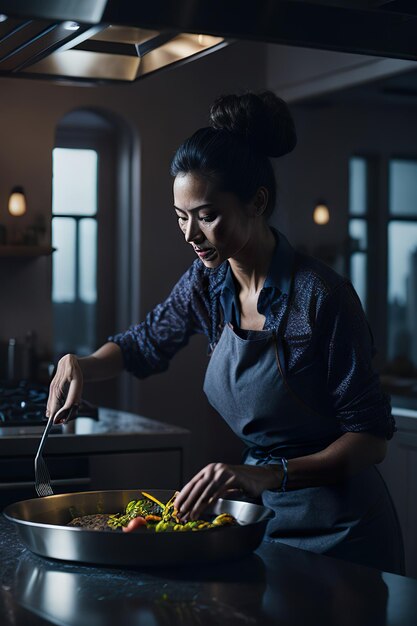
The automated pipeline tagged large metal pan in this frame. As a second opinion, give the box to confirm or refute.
[3,489,273,567]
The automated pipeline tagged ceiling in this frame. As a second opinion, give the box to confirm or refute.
[0,0,416,84]
[300,64,417,107]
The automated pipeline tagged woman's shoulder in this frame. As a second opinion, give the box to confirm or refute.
[291,251,350,319]
[294,252,347,293]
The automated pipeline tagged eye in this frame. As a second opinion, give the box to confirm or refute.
[199,214,217,224]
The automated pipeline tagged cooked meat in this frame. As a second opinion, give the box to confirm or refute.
[68,514,114,531]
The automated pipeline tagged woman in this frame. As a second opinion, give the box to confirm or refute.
[47,91,404,574]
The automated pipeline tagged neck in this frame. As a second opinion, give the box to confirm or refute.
[229,223,276,293]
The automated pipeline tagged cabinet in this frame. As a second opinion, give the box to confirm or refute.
[379,408,417,578]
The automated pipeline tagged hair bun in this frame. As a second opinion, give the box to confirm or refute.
[209,91,297,158]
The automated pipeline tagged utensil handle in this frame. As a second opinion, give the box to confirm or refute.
[54,404,79,424]
[35,414,55,459]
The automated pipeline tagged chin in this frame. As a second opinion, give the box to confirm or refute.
[201,254,223,268]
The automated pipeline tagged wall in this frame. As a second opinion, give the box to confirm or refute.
[0,40,267,474]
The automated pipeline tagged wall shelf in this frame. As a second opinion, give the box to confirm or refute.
[0,245,55,258]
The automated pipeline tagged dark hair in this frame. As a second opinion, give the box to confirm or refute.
[170,91,297,218]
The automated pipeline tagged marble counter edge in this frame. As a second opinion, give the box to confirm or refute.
[0,408,191,456]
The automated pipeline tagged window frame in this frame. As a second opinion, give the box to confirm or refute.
[347,154,388,368]
[386,154,417,371]
[347,155,370,313]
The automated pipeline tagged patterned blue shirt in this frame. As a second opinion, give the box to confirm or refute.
[110,230,394,440]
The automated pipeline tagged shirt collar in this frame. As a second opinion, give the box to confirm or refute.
[262,228,295,296]
[221,228,295,295]
[219,229,296,323]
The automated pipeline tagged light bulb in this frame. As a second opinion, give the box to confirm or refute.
[8,187,27,217]
[313,203,330,225]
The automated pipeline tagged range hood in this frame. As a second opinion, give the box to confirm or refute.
[0,0,416,84]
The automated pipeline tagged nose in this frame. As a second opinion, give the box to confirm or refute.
[184,217,202,244]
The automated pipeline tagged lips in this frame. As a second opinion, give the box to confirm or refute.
[194,246,215,259]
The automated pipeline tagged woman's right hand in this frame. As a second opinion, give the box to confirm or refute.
[46,354,83,424]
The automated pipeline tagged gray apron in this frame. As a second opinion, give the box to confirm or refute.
[203,323,405,574]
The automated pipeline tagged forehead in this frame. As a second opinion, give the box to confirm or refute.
[173,173,217,208]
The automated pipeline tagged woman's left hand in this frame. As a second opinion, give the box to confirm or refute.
[175,463,281,521]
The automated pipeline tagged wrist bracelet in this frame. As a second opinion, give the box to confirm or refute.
[278,457,288,492]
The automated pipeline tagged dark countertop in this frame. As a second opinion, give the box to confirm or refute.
[1,516,417,626]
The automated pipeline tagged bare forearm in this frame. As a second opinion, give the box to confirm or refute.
[277,432,387,490]
[77,342,124,382]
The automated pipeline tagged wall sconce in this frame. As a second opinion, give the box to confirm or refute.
[313,200,330,225]
[8,186,27,217]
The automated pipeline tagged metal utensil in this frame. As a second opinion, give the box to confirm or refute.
[34,414,55,497]
[34,405,79,497]
[3,490,274,566]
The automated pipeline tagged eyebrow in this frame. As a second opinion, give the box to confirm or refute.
[173,203,213,213]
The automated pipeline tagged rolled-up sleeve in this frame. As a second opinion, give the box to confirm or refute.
[319,281,395,439]
[108,263,206,378]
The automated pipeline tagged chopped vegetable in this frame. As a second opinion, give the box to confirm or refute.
[122,516,147,532]
[212,513,237,526]
[140,491,166,510]
[107,491,238,532]
[145,514,162,522]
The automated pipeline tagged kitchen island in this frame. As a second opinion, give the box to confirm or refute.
[1,514,417,626]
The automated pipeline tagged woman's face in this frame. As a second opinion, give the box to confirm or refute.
[173,172,258,268]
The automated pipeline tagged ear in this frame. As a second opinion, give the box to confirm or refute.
[248,186,269,217]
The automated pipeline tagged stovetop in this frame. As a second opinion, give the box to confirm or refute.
[0,380,98,434]
[0,380,49,426]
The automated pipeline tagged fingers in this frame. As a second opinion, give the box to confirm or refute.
[45,379,67,420]
[45,355,83,423]
[54,402,79,425]
[174,468,207,510]
[175,464,272,521]
[53,379,81,424]
[176,463,238,521]
[189,473,236,520]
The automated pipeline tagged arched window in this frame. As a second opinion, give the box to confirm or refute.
[51,108,136,408]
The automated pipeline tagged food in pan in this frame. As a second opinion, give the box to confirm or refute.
[68,513,113,530]
[67,491,237,532]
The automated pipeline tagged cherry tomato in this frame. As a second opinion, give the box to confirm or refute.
[122,516,147,532]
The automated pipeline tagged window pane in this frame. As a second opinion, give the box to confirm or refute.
[350,252,367,312]
[52,217,76,302]
[52,148,98,215]
[389,159,417,217]
[348,157,367,215]
[349,218,367,251]
[387,221,417,366]
[79,218,97,304]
